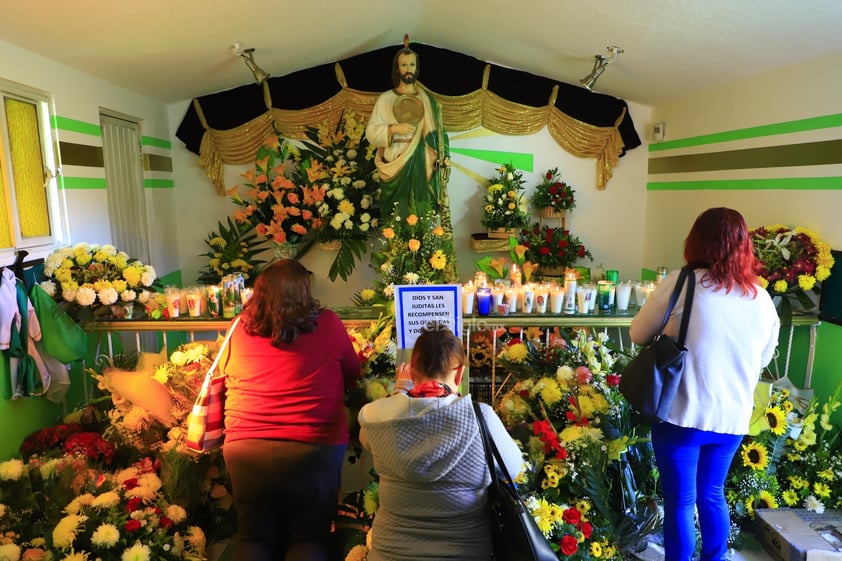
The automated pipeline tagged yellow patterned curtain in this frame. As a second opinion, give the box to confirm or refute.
[195,63,626,195]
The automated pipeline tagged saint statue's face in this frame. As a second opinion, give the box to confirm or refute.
[397,53,417,85]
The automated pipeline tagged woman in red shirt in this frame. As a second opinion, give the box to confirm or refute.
[222,259,361,561]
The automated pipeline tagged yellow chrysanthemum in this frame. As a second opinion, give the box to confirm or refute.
[338,199,355,216]
[798,275,817,291]
[782,489,799,506]
[429,250,447,270]
[788,475,808,489]
[537,377,563,405]
[773,279,788,293]
[765,406,787,436]
[741,442,769,470]
[813,481,831,498]
[502,343,528,363]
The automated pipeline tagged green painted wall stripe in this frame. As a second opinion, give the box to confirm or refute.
[450,148,534,172]
[144,178,174,189]
[142,136,171,149]
[647,177,842,191]
[649,139,842,174]
[649,113,842,152]
[61,176,107,189]
[53,116,101,137]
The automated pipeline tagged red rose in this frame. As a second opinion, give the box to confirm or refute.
[606,374,620,386]
[579,520,593,538]
[123,478,140,490]
[125,497,143,512]
[560,535,579,555]
[563,507,581,524]
[159,517,174,529]
[125,519,142,532]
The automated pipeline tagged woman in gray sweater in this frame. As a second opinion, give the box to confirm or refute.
[358,326,523,560]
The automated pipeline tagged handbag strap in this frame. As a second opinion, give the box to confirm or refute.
[658,267,696,346]
[201,316,241,383]
[472,400,516,487]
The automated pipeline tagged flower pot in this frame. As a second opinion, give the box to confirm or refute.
[319,239,341,251]
[539,265,567,277]
[487,228,518,239]
[110,301,135,319]
[272,242,298,260]
[540,207,566,220]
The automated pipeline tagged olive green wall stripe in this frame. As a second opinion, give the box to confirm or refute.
[647,177,842,191]
[145,153,173,172]
[649,113,842,152]
[450,148,534,172]
[141,136,171,149]
[144,179,174,189]
[649,139,842,174]
[53,116,101,137]
[59,141,103,167]
[60,176,108,189]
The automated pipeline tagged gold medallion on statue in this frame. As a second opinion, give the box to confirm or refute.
[393,94,424,124]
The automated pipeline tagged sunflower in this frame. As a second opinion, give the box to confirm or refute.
[741,442,770,470]
[755,489,779,509]
[765,406,787,436]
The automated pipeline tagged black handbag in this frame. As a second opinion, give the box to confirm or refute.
[472,401,557,561]
[620,267,695,422]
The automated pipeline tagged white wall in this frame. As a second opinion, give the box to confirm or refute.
[643,51,842,269]
[0,39,177,274]
[167,100,653,307]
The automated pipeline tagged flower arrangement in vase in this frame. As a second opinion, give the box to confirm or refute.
[228,134,320,255]
[480,163,530,237]
[492,327,661,555]
[40,243,159,324]
[197,217,268,286]
[357,207,456,306]
[749,224,834,315]
[532,167,576,220]
[298,110,380,281]
[519,223,593,276]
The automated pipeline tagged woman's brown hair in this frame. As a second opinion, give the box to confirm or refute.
[411,324,465,380]
[241,259,320,346]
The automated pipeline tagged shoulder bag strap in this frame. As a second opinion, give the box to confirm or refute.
[675,268,696,347]
[473,400,516,485]
[658,267,689,332]
[205,316,241,379]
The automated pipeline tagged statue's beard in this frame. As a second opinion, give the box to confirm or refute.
[400,72,416,84]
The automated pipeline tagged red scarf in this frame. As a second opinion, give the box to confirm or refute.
[407,381,455,398]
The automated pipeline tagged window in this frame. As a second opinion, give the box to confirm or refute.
[0,79,65,260]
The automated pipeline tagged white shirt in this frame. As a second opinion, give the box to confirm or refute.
[630,268,780,434]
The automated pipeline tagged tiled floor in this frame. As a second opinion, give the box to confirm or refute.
[635,541,775,561]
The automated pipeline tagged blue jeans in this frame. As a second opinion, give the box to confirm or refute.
[223,439,347,561]
[651,423,742,561]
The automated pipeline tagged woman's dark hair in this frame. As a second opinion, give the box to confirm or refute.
[411,324,464,380]
[391,47,419,88]
[684,207,759,296]
[242,259,320,346]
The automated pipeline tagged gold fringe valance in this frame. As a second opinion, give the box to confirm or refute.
[194,63,626,195]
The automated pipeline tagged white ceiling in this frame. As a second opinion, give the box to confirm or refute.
[2,0,842,106]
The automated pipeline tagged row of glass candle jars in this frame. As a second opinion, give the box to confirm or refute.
[163,274,253,319]
[462,274,659,316]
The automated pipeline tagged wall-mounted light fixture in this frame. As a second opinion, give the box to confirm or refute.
[232,43,270,85]
[580,46,623,92]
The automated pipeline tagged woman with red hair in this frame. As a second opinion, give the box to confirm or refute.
[222,259,360,561]
[630,207,779,561]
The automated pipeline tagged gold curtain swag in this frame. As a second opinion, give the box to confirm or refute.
[194,63,627,195]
